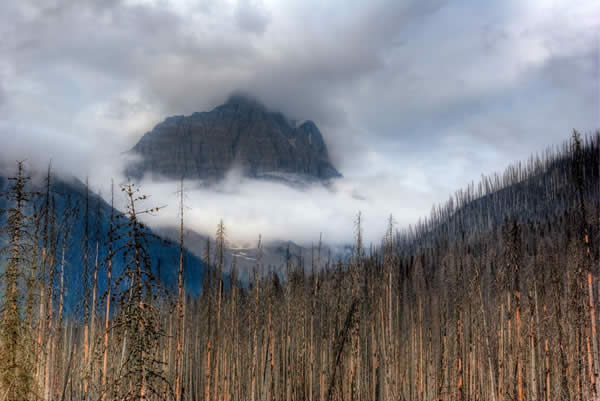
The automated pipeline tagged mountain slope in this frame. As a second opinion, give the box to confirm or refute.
[0,173,208,315]
[395,133,599,254]
[126,95,341,182]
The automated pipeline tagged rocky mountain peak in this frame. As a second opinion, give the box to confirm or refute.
[126,96,341,183]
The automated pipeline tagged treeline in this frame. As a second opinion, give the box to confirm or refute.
[0,131,598,401]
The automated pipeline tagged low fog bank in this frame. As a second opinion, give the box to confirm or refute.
[129,167,440,248]
[0,146,440,248]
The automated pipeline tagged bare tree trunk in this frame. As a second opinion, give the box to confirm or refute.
[440,307,447,399]
[43,214,56,401]
[514,259,523,401]
[529,280,538,401]
[476,263,497,401]
[544,332,551,401]
[101,183,114,401]
[499,302,504,401]
[57,228,67,400]
[83,180,90,401]
[457,307,464,401]
[588,270,600,401]
[214,220,225,401]
[89,236,99,394]
[327,298,359,401]
[175,179,185,401]
[251,241,260,401]
[418,296,424,401]
[320,333,327,401]
[309,261,318,401]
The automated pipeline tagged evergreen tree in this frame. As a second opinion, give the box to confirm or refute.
[0,161,37,401]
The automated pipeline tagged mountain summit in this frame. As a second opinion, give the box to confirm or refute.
[126,95,341,182]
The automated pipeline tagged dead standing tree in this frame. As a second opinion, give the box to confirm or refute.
[0,161,37,401]
[110,183,171,401]
[175,179,186,401]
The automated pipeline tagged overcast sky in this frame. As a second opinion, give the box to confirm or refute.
[0,0,598,245]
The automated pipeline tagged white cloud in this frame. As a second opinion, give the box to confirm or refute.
[131,171,439,247]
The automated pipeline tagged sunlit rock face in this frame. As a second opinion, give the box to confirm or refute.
[127,95,341,183]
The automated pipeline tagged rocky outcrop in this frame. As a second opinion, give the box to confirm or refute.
[127,95,341,182]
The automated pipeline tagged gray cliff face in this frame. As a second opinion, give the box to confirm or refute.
[127,95,341,182]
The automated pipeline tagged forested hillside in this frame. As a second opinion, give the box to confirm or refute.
[0,131,598,401]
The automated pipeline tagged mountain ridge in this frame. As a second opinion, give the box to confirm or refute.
[126,95,342,183]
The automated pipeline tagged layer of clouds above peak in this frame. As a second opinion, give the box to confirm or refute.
[0,0,598,245]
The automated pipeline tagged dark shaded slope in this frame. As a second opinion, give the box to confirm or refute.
[0,174,207,316]
[396,133,599,255]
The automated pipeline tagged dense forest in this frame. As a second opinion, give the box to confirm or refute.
[0,131,598,401]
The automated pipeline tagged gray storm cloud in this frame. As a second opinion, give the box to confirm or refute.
[0,0,598,245]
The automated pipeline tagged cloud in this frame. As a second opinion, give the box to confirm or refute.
[132,170,441,247]
[235,0,270,35]
[0,0,598,245]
